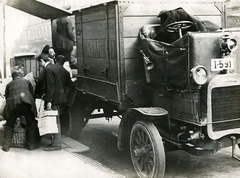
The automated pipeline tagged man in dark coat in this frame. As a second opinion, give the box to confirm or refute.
[2,71,39,152]
[55,16,75,66]
[36,55,74,151]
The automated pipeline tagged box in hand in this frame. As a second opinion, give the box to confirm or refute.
[37,110,58,136]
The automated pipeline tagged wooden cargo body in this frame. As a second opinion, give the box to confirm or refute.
[73,0,222,109]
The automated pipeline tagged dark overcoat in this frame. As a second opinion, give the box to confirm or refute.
[43,63,73,105]
[56,17,75,52]
[3,77,37,119]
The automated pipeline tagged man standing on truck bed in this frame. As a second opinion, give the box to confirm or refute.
[36,54,74,151]
[55,15,76,69]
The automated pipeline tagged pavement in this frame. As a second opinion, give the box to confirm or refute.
[0,135,125,178]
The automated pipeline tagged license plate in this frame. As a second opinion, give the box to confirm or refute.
[211,57,234,71]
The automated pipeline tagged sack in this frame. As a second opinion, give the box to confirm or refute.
[0,95,6,120]
[0,120,5,145]
[36,99,58,136]
[24,72,36,92]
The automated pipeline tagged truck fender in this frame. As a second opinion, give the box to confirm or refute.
[117,107,168,150]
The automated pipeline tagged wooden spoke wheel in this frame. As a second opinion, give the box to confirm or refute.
[130,121,165,178]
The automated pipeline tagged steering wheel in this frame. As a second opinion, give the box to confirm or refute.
[164,21,193,38]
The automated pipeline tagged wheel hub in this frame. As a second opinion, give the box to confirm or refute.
[133,146,148,157]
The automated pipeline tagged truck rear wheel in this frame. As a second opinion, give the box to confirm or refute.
[67,106,89,139]
[130,121,165,178]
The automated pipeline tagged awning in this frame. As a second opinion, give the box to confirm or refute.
[5,0,72,19]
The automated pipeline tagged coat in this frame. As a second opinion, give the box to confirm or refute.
[3,77,37,119]
[43,63,73,105]
[35,67,46,98]
[56,17,75,52]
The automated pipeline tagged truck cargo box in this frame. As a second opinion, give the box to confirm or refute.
[73,0,222,109]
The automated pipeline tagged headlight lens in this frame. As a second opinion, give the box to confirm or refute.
[221,33,238,53]
[227,38,237,52]
[191,66,208,85]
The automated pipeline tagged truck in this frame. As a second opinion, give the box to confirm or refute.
[5,0,240,177]
[59,1,240,177]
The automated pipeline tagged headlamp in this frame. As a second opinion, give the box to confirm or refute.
[221,34,238,53]
[190,66,208,85]
[226,38,237,52]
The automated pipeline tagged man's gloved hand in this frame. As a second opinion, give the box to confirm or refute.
[46,102,52,110]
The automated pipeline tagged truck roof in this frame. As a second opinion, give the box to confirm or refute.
[5,0,225,20]
[5,0,71,19]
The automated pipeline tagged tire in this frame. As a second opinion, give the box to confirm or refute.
[130,121,165,178]
[67,106,89,139]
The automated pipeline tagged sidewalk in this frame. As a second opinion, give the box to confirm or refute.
[0,136,124,178]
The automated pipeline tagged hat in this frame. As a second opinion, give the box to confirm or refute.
[42,45,51,54]
[56,55,66,65]
[36,53,49,62]
[12,71,23,80]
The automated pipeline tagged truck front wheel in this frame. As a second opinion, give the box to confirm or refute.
[130,121,165,178]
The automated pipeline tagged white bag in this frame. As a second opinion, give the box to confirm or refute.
[0,95,6,120]
[24,72,36,92]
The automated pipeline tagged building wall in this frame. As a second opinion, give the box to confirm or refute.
[20,19,52,55]
[226,0,240,28]
[0,3,4,79]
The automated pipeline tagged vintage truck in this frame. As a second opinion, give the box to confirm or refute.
[53,0,240,178]
[5,0,240,177]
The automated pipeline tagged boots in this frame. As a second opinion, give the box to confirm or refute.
[2,126,14,152]
[26,123,39,150]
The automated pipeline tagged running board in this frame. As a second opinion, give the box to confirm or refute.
[183,143,214,156]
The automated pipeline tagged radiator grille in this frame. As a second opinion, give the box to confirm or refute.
[211,86,240,131]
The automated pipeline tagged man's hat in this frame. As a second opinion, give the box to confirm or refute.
[36,53,49,62]
[42,45,51,54]
[56,55,66,65]
[12,71,23,80]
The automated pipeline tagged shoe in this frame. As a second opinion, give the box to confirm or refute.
[2,126,14,152]
[44,146,61,151]
[27,144,39,150]
[2,145,10,152]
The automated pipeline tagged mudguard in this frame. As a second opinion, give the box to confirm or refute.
[117,107,168,150]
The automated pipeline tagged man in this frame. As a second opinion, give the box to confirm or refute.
[2,71,39,152]
[35,53,49,99]
[55,16,75,68]
[36,55,73,151]
[41,45,56,64]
